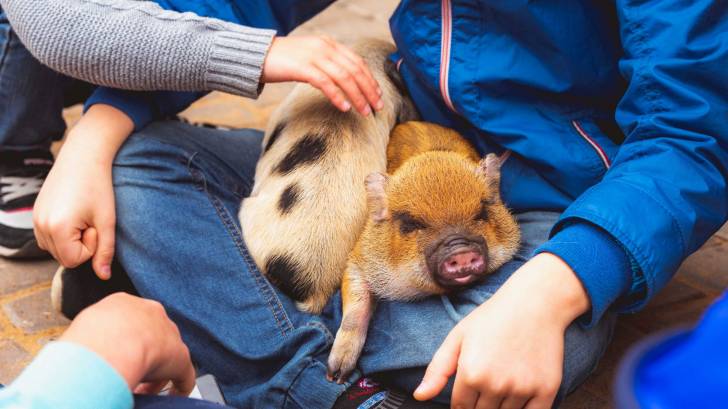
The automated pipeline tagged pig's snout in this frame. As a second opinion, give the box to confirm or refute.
[430,235,488,288]
[440,251,485,279]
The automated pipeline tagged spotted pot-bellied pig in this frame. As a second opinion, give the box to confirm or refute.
[327,121,521,382]
[239,39,418,314]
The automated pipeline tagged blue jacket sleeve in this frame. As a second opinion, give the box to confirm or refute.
[535,222,637,326]
[0,342,133,409]
[84,87,206,131]
[547,0,728,322]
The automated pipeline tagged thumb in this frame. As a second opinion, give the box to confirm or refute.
[91,221,116,280]
[168,359,197,397]
[413,328,462,401]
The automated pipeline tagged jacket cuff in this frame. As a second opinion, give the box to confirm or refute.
[207,27,276,98]
[84,88,154,131]
[535,222,632,327]
[10,341,133,409]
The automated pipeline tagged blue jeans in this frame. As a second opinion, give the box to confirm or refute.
[135,395,235,409]
[112,121,616,408]
[0,7,90,151]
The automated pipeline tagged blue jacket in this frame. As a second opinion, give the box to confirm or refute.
[89,1,728,326]
[389,0,728,324]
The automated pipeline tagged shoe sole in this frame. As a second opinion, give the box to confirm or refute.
[0,240,48,259]
[50,265,65,315]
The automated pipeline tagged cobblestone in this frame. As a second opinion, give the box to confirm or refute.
[3,289,70,334]
[0,340,31,385]
[0,259,56,296]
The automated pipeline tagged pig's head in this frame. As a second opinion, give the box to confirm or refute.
[362,152,520,299]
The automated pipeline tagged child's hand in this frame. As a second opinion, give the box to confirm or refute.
[61,293,195,396]
[33,104,133,280]
[262,36,384,116]
[413,253,590,409]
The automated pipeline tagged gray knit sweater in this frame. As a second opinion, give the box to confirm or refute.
[0,0,277,98]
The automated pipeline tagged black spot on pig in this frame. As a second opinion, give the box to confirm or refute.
[274,134,328,175]
[264,122,286,153]
[278,183,301,215]
[265,254,311,302]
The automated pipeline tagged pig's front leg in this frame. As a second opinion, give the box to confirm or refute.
[327,265,375,384]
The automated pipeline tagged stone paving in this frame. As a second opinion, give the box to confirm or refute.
[1,1,727,408]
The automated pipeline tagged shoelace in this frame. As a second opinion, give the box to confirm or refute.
[0,176,44,203]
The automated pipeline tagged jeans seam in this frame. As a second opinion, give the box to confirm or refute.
[306,320,334,345]
[186,154,295,338]
[0,25,12,98]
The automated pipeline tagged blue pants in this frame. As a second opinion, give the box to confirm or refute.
[112,121,616,409]
[135,395,234,409]
[0,7,91,151]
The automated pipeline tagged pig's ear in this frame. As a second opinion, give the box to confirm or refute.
[365,172,389,222]
[475,153,502,190]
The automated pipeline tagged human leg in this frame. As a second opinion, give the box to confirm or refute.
[112,121,350,409]
[134,395,236,409]
[0,6,69,151]
[0,7,91,258]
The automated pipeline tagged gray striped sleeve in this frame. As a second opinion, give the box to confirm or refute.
[0,0,276,98]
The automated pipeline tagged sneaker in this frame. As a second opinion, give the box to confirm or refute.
[51,260,139,320]
[0,149,53,258]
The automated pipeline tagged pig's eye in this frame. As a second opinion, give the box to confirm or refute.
[395,212,428,234]
[475,201,490,221]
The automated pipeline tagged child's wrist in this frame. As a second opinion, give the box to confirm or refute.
[506,253,590,328]
[65,104,133,165]
[534,252,590,326]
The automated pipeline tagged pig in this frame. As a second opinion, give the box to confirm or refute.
[240,39,418,314]
[327,121,521,382]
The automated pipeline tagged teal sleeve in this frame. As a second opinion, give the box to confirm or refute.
[0,341,133,409]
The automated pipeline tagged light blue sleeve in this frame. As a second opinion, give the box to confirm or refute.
[0,341,133,409]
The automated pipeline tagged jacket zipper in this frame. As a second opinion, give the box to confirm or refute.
[572,120,612,169]
[440,0,457,113]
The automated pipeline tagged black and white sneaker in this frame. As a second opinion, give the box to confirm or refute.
[0,149,53,259]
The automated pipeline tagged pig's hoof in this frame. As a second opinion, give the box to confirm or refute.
[296,295,328,315]
[327,330,365,384]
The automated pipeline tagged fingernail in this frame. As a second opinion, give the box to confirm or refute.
[414,381,427,395]
[375,100,384,111]
[363,105,372,116]
[342,101,351,112]
[101,265,112,280]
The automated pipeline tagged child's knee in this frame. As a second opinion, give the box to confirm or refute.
[558,313,617,400]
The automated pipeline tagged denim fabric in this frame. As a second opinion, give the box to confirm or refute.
[135,395,235,409]
[0,6,89,151]
[112,121,616,408]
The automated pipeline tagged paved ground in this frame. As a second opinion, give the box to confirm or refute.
[1,1,727,407]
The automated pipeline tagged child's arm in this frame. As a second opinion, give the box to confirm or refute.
[2,0,382,116]
[3,0,273,98]
[414,253,589,409]
[33,104,132,279]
